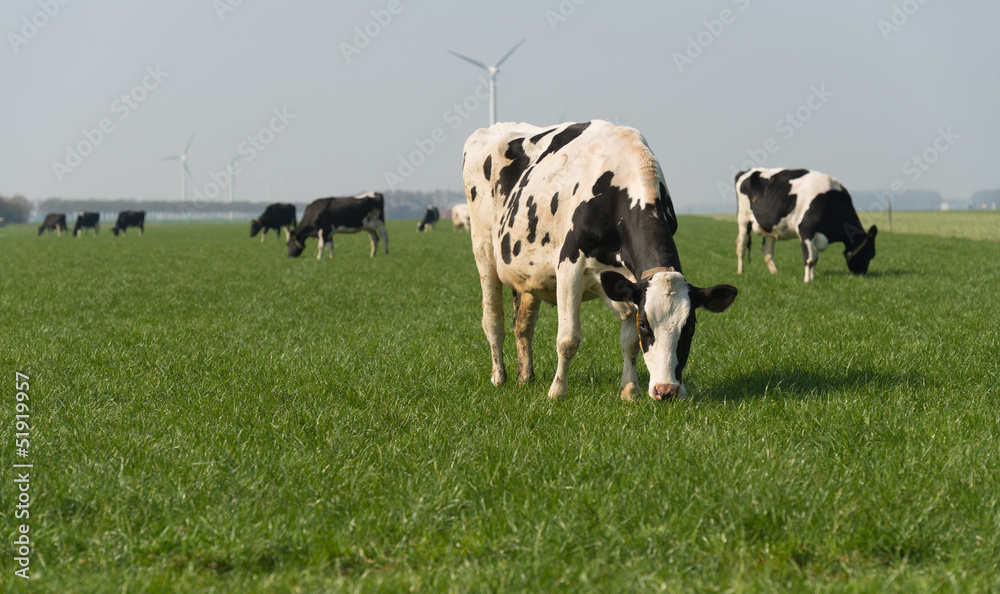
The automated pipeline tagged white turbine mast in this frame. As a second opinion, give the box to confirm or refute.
[448,39,525,127]
[159,134,195,202]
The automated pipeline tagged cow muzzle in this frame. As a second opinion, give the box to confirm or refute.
[652,383,682,401]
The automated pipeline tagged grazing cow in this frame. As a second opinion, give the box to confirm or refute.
[452,203,471,232]
[735,168,877,283]
[250,203,296,243]
[111,211,145,236]
[463,120,737,401]
[288,192,388,259]
[73,212,100,236]
[417,206,440,231]
[38,213,68,236]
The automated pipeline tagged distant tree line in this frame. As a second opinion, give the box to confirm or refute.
[0,194,31,224]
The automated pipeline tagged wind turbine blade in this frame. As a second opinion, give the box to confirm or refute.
[184,134,195,156]
[159,156,181,161]
[447,50,489,71]
[493,38,525,68]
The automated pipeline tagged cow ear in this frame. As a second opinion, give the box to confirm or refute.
[690,284,738,313]
[868,225,878,238]
[601,271,640,304]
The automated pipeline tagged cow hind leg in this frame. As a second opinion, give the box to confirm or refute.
[736,221,752,274]
[762,236,778,274]
[513,291,541,384]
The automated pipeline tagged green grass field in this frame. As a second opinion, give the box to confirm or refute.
[2,215,998,592]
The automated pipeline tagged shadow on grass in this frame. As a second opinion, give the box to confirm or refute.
[822,268,916,279]
[694,365,924,403]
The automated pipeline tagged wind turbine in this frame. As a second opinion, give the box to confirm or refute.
[160,134,195,202]
[448,39,525,127]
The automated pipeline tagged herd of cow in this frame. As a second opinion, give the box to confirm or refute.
[35,120,878,402]
[38,211,145,237]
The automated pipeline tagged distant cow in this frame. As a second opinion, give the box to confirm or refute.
[417,206,440,231]
[111,211,145,236]
[735,168,877,283]
[250,203,296,243]
[452,203,471,232]
[288,192,388,259]
[73,212,100,236]
[463,120,737,401]
[38,213,67,236]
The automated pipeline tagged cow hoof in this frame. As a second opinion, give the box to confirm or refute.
[619,382,639,401]
[547,385,568,401]
[491,370,507,387]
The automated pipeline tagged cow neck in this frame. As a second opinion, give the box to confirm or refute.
[618,204,683,280]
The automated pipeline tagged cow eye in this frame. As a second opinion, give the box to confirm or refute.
[638,319,650,333]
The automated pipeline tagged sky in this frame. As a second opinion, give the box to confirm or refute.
[3,0,997,210]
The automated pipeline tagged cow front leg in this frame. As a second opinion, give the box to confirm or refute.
[283,226,291,243]
[801,237,819,283]
[549,266,583,401]
[316,233,325,260]
[379,222,389,254]
[326,233,334,258]
[367,231,378,257]
[619,315,641,401]
[261,229,267,243]
[762,236,778,274]
[513,291,541,384]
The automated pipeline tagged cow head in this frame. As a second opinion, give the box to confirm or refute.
[287,234,305,258]
[844,225,878,275]
[601,270,737,400]
[250,218,263,237]
[111,227,120,236]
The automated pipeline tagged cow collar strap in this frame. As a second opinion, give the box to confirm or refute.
[639,266,675,280]
[294,238,303,250]
[844,235,870,262]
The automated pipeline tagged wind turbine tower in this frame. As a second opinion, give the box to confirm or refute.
[448,39,525,127]
[160,134,195,202]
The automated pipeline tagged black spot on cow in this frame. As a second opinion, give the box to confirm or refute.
[541,233,550,246]
[559,171,681,274]
[526,196,539,243]
[550,192,559,216]
[659,182,678,235]
[529,127,558,144]
[470,186,477,201]
[739,169,809,233]
[501,233,513,264]
[483,156,492,181]
[506,191,520,228]
[498,139,530,197]
[573,183,580,195]
[513,240,522,257]
[535,122,592,163]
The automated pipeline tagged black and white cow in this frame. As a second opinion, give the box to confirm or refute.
[38,213,67,236]
[463,120,737,401]
[287,192,388,259]
[452,203,471,232]
[735,168,877,283]
[73,212,100,236]
[251,203,296,243]
[417,206,440,231]
[111,211,145,236]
